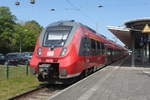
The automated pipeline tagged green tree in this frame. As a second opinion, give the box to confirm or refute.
[0,6,43,54]
[21,20,43,52]
[13,24,26,52]
[0,6,17,54]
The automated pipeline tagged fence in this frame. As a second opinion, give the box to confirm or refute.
[0,64,31,80]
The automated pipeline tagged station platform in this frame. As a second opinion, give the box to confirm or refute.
[48,56,150,100]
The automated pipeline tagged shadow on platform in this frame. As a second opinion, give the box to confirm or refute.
[119,56,150,68]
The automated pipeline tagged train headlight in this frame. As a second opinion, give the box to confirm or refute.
[37,48,42,56]
[60,48,67,56]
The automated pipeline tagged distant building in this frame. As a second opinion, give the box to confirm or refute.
[108,18,150,66]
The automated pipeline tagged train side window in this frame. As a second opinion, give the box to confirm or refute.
[107,48,111,55]
[110,48,112,56]
[83,37,88,48]
[91,39,96,55]
[114,50,116,55]
[107,48,110,56]
[95,41,98,55]
[79,37,86,56]
[99,42,102,55]
[110,48,113,56]
[96,41,101,55]
[101,43,105,54]
[99,42,102,54]
[84,37,91,56]
[79,37,91,56]
[112,49,114,56]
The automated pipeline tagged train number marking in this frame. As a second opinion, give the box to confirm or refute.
[47,51,54,56]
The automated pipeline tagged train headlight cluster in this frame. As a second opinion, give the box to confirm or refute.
[60,48,67,56]
[37,48,42,56]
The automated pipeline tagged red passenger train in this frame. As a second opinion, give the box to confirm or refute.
[30,20,128,84]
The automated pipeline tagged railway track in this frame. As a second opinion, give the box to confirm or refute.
[7,66,110,100]
[8,84,69,100]
[7,58,125,100]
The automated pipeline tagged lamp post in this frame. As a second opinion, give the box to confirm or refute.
[19,29,28,53]
[95,5,103,33]
[19,35,22,53]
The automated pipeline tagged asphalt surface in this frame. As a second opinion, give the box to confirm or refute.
[48,57,150,100]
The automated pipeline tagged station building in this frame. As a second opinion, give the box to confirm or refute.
[108,18,150,66]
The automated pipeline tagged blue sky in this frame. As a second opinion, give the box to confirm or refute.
[0,0,150,45]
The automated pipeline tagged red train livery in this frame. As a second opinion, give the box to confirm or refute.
[30,20,128,84]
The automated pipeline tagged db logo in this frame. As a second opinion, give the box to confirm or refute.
[47,51,54,56]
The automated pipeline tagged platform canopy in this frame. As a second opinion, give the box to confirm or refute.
[125,18,150,31]
[107,26,131,48]
[107,18,150,48]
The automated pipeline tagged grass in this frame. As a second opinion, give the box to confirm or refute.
[0,65,41,100]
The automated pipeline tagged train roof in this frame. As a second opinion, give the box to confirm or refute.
[46,20,82,27]
[43,20,127,51]
[46,20,99,34]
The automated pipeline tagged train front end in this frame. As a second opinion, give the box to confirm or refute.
[30,21,80,84]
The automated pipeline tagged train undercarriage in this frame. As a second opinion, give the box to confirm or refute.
[37,63,80,84]
[37,62,106,84]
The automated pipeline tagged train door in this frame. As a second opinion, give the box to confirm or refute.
[84,37,91,68]
[105,46,108,65]
[96,41,101,64]
[101,43,107,65]
[105,46,112,65]
[90,39,97,65]
[79,37,91,69]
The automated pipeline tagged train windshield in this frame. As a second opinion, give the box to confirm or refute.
[43,26,72,47]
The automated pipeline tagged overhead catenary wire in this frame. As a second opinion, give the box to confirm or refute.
[64,0,96,25]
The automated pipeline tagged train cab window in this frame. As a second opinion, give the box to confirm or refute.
[43,26,72,47]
